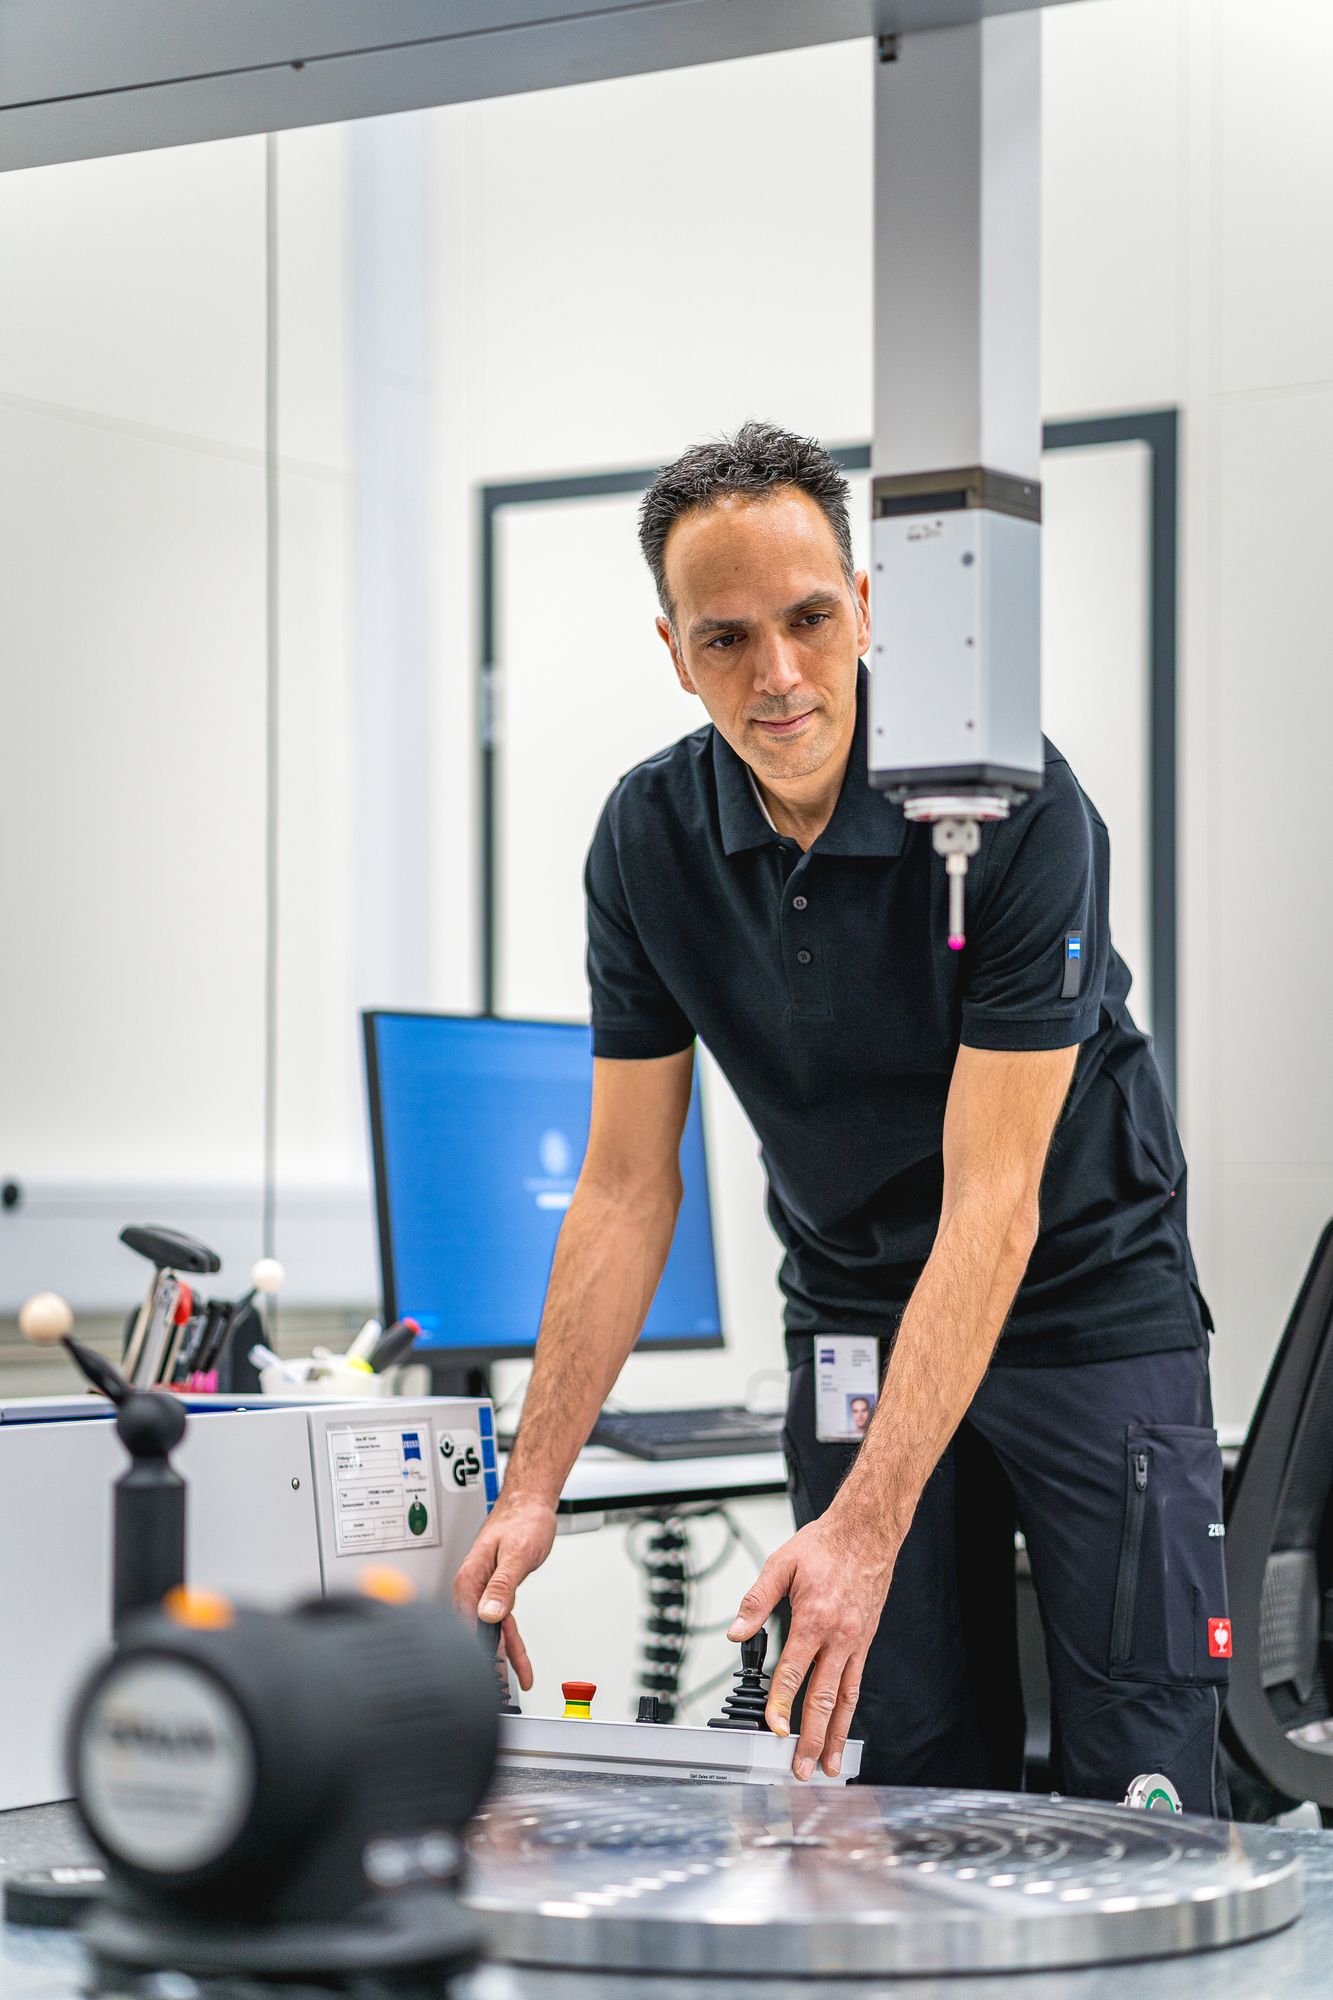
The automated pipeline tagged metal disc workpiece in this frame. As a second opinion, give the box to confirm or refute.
[465,1784,1301,1977]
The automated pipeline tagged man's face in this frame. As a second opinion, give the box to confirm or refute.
[850,1396,871,1434]
[656,488,870,788]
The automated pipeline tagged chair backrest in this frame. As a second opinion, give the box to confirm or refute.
[1224,1221,1333,1806]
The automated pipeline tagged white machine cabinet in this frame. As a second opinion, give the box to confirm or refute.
[0,1394,491,1811]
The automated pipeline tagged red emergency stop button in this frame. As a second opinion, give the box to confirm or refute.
[562,1681,596,1719]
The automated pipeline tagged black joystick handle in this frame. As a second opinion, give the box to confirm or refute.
[707,1626,773,1732]
[741,1631,768,1678]
[476,1610,521,1715]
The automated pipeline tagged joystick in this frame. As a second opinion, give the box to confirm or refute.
[707,1631,773,1732]
[478,1613,521,1716]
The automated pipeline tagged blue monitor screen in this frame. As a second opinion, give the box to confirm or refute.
[365,1013,723,1356]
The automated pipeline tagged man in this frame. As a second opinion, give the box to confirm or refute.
[455,422,1229,1812]
[849,1395,873,1437]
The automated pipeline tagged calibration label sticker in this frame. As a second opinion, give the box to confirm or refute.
[327,1426,441,1556]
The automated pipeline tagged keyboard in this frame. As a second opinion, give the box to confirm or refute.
[589,1405,785,1461]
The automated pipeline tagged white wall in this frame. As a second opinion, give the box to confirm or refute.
[0,141,268,1192]
[4,0,1333,1709]
[0,140,272,1311]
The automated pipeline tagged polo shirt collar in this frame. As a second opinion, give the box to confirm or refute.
[711,662,908,858]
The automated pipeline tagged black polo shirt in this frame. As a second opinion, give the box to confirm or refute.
[585,666,1208,1366]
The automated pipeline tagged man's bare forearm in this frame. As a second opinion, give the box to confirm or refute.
[503,1175,680,1507]
[828,1189,1036,1551]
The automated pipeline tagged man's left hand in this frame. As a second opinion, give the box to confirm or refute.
[727,1510,899,1779]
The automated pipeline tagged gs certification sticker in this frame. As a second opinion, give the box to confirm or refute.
[439,1430,483,1492]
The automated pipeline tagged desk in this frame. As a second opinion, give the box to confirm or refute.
[550,1446,787,1530]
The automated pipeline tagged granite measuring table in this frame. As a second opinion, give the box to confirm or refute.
[3,1773,1331,2000]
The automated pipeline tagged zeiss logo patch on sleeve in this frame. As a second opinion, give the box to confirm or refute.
[1060,933,1083,1000]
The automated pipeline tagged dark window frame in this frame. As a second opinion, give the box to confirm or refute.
[477,411,1180,1102]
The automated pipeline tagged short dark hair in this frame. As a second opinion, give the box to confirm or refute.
[638,420,855,626]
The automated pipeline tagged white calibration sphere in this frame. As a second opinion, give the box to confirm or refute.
[18,1291,75,1346]
[250,1258,285,1295]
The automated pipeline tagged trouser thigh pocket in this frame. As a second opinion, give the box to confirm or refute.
[1109,1424,1230,1685]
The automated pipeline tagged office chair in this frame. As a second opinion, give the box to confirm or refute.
[1222,1220,1333,1819]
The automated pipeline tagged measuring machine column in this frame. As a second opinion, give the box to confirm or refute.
[869,17,1044,949]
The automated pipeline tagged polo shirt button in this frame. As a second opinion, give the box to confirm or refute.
[796,948,813,966]
[792,895,808,910]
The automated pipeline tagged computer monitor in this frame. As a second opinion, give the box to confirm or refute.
[363,1011,723,1366]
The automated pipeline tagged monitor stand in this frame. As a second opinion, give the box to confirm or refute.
[427,1361,493,1405]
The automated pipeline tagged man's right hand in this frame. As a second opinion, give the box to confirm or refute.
[452,1492,558,1692]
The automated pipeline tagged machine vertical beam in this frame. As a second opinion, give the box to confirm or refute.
[869,18,1044,947]
[873,17,1041,484]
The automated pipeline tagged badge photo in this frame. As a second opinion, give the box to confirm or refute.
[815,1337,880,1443]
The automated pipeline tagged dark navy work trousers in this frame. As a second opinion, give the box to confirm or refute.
[782,1339,1231,1815]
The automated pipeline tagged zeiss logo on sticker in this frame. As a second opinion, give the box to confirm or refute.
[1066,934,1082,960]
[819,1348,836,1365]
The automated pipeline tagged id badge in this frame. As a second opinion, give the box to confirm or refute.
[815,1336,880,1443]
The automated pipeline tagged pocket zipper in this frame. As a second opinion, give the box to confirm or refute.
[1110,1450,1150,1668]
